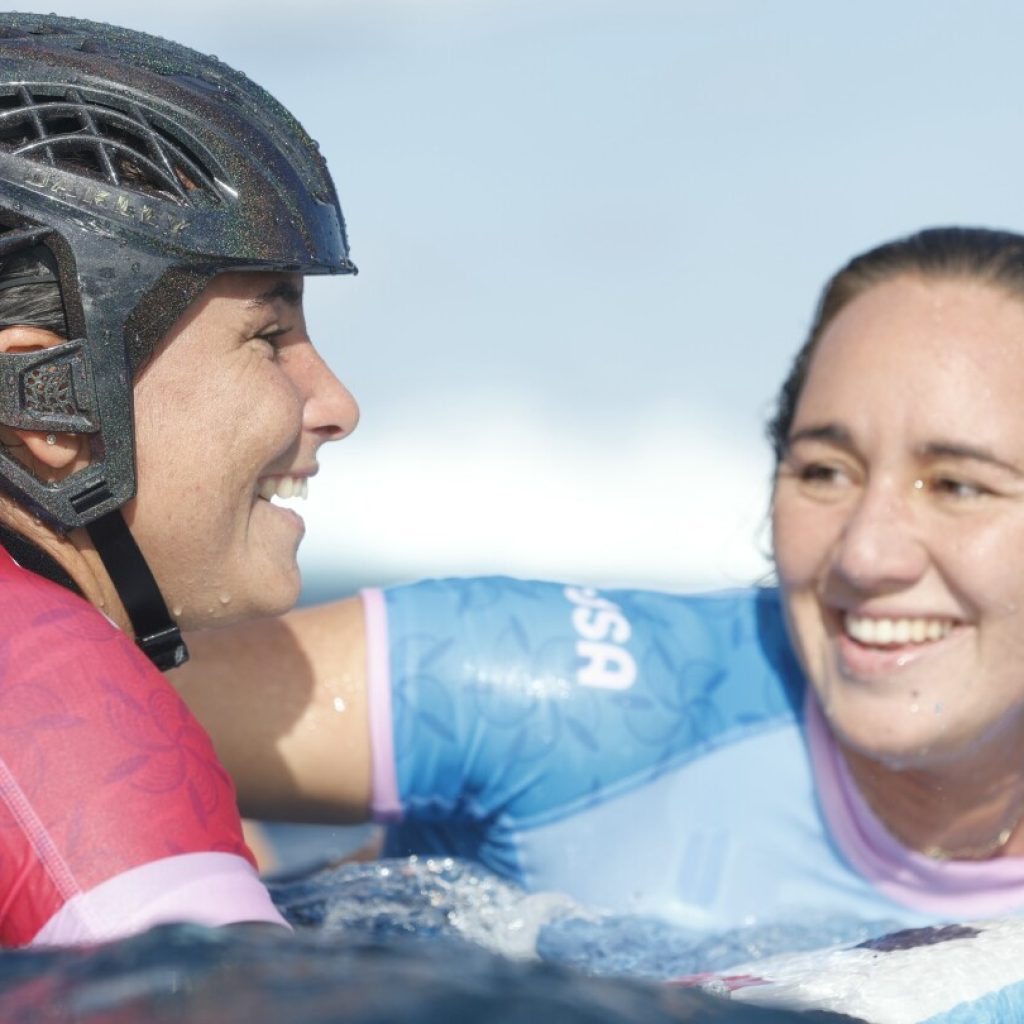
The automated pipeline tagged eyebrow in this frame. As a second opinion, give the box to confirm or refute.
[919,441,1024,477]
[785,424,854,452]
[786,424,1024,476]
[246,280,303,308]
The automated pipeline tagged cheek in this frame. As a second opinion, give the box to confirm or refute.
[133,369,211,464]
[771,490,814,585]
[941,516,1024,625]
[772,488,849,586]
[771,501,822,675]
[253,353,305,420]
[273,374,305,435]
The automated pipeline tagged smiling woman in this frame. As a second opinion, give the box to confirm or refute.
[771,228,1024,863]
[128,272,356,628]
[0,12,359,947]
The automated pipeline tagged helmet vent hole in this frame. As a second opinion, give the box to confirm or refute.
[0,85,223,205]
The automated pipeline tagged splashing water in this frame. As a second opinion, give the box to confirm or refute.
[0,856,889,1022]
[270,856,583,958]
[269,857,897,977]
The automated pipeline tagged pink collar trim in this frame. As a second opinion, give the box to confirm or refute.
[805,689,1024,917]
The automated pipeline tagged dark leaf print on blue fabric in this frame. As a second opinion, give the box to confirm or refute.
[564,716,600,753]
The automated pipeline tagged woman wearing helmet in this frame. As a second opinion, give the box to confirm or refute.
[0,14,357,946]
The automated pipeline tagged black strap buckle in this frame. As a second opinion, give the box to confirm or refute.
[85,509,190,672]
[137,624,190,671]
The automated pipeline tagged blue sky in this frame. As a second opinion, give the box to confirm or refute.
[13,1,1024,593]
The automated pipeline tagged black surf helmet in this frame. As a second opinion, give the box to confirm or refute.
[0,13,356,667]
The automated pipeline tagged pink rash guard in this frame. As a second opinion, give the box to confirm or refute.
[0,545,286,947]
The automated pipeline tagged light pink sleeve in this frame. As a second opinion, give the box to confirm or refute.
[32,852,288,947]
[360,588,402,822]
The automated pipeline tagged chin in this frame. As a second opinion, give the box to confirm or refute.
[271,560,304,606]
[173,568,302,631]
[239,569,303,622]
[830,715,963,771]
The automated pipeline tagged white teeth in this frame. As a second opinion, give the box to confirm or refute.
[257,476,308,502]
[844,614,954,647]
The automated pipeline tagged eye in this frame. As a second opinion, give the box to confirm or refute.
[252,325,291,357]
[776,455,858,505]
[924,475,990,500]
[782,458,854,489]
[798,462,845,485]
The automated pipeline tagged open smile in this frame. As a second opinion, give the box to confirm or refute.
[843,613,956,647]
[831,610,966,678]
[257,474,310,502]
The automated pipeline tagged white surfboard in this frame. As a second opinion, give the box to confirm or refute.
[670,919,1024,1023]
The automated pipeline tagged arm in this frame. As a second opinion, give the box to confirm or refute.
[173,579,800,842]
[172,596,373,824]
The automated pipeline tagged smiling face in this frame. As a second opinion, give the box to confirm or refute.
[126,271,358,630]
[772,273,1024,768]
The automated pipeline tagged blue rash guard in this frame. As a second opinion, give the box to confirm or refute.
[362,577,1024,932]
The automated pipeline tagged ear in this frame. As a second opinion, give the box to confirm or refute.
[0,326,88,474]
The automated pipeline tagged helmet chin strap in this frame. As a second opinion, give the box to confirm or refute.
[85,510,189,671]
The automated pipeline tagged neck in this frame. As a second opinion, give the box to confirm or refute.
[842,728,1024,860]
[0,497,131,634]
[0,518,81,595]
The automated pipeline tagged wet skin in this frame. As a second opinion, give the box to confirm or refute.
[128,271,359,630]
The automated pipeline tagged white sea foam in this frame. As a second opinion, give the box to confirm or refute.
[300,405,772,593]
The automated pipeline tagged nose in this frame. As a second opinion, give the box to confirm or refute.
[297,344,360,442]
[832,481,929,593]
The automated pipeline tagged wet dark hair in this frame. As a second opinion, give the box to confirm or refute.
[0,247,67,337]
[767,226,1024,467]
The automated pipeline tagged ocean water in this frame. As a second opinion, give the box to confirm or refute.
[270,856,896,979]
[0,856,873,1022]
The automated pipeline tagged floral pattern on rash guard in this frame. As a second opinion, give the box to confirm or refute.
[0,546,255,947]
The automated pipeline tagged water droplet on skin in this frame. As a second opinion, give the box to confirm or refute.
[219,594,231,606]
[909,703,920,714]
[171,605,183,618]
[333,696,347,713]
